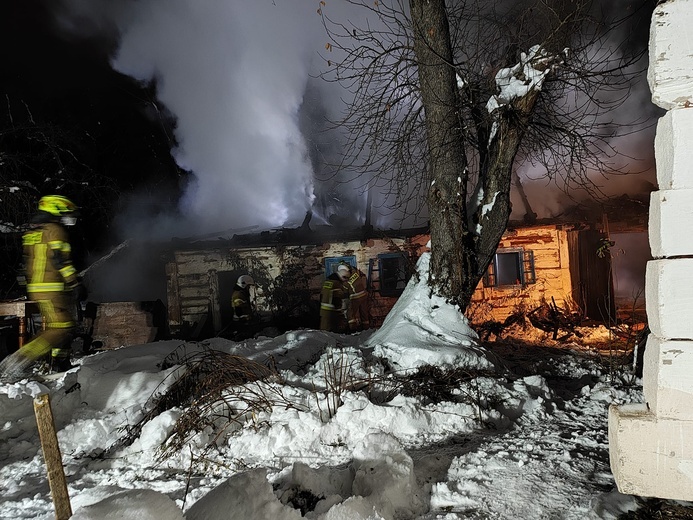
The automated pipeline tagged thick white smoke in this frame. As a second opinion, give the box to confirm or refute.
[54,0,656,233]
[55,0,358,238]
[112,0,323,232]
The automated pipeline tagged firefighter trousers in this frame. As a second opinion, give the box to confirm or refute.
[23,290,76,362]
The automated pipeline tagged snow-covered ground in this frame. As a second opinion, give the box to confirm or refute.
[0,254,664,519]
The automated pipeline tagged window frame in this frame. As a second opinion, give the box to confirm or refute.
[375,252,409,297]
[324,256,357,277]
[483,248,535,288]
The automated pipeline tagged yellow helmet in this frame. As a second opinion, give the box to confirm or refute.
[38,195,78,217]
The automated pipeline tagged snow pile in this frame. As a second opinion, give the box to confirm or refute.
[486,45,564,144]
[488,45,554,111]
[366,252,492,374]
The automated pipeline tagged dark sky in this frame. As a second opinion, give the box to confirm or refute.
[0,0,182,218]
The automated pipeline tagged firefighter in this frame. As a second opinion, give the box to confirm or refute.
[345,265,370,331]
[319,264,350,333]
[0,195,86,378]
[232,274,255,322]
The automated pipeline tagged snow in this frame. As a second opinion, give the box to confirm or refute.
[486,45,558,145]
[475,191,500,236]
[0,253,647,519]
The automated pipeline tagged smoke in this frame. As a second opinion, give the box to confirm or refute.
[117,0,325,232]
[53,0,358,239]
[510,0,660,220]
[611,231,651,301]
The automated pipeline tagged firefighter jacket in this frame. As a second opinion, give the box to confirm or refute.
[320,272,348,332]
[345,268,370,331]
[346,269,368,302]
[320,273,347,314]
[232,285,253,321]
[23,218,78,294]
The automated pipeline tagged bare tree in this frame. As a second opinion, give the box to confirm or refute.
[319,0,650,309]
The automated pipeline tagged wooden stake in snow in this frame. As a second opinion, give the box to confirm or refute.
[33,393,72,520]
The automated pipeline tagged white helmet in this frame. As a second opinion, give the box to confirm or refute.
[337,264,350,280]
[237,275,255,288]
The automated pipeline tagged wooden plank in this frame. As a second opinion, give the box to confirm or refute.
[33,393,72,520]
[209,269,221,333]
[165,262,181,324]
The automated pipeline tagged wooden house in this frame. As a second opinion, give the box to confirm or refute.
[467,223,614,324]
[163,219,617,338]
[164,225,428,337]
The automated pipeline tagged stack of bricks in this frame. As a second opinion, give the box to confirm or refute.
[91,302,158,350]
[608,0,693,501]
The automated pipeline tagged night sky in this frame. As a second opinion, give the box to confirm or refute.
[0,1,183,245]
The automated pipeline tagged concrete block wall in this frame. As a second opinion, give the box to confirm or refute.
[609,0,693,501]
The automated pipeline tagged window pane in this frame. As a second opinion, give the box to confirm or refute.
[378,253,408,296]
[381,257,405,290]
[324,256,356,277]
[496,252,521,286]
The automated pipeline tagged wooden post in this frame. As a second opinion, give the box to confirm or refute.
[17,316,27,348]
[33,393,72,520]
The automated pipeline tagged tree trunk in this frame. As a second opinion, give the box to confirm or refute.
[410,0,470,307]
[410,0,543,311]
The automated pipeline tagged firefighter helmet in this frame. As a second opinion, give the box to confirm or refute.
[237,275,255,288]
[38,195,78,217]
[337,264,351,280]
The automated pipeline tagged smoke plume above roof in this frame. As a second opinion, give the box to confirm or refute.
[113,0,323,232]
[54,0,362,239]
[52,0,657,238]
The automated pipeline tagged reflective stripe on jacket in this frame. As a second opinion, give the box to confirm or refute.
[347,270,367,300]
[23,222,77,293]
[320,276,346,313]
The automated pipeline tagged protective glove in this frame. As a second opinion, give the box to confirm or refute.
[68,278,88,302]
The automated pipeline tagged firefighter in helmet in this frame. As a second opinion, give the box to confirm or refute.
[344,265,370,331]
[0,195,86,378]
[232,274,255,322]
[319,264,350,333]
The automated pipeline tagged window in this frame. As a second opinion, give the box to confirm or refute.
[324,256,356,277]
[373,253,408,296]
[483,248,535,288]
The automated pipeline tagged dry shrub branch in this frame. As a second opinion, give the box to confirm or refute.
[314,349,379,420]
[114,344,298,460]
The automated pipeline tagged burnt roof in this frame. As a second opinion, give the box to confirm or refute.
[169,223,430,251]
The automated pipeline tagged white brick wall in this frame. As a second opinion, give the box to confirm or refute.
[654,110,693,189]
[649,189,693,257]
[609,0,693,501]
[646,259,693,338]
[648,0,693,110]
